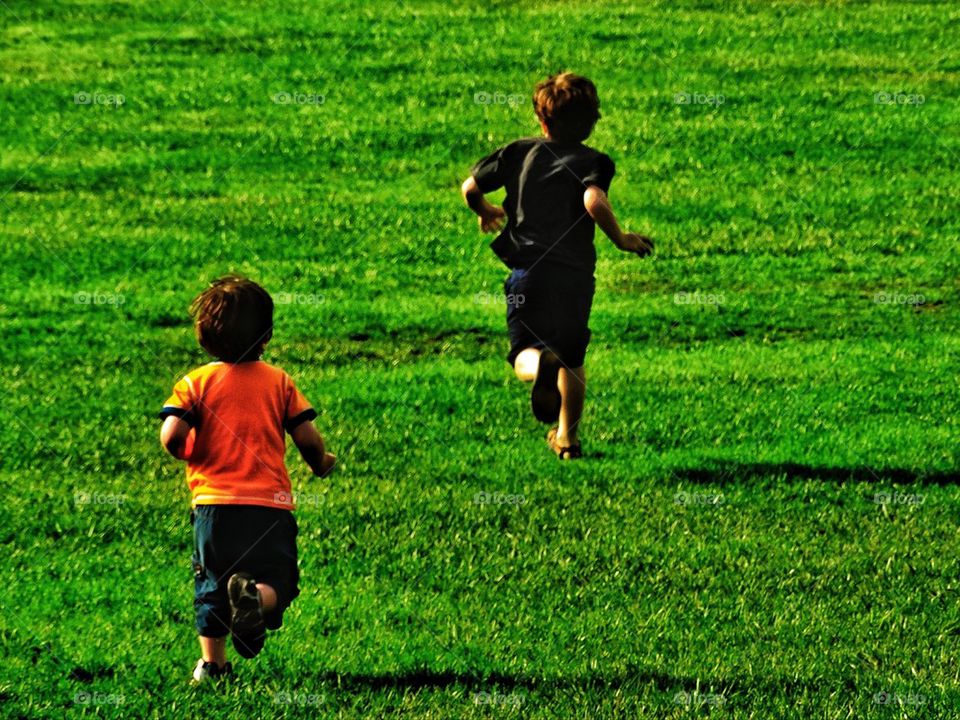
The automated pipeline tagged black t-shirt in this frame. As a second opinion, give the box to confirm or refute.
[471,137,615,274]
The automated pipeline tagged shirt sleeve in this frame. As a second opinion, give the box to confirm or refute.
[471,144,511,193]
[159,375,198,427]
[283,375,318,432]
[581,153,616,193]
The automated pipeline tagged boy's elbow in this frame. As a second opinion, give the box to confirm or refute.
[583,186,606,216]
[461,176,479,201]
[160,432,183,458]
[160,416,191,458]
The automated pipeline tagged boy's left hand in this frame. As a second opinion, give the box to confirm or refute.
[319,452,336,477]
[479,206,506,233]
[622,232,654,257]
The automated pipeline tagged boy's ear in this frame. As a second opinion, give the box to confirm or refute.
[258,328,273,355]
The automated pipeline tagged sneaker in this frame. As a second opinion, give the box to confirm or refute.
[191,659,233,684]
[530,350,562,423]
[228,572,266,659]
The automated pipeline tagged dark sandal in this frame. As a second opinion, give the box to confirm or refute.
[546,427,582,460]
[531,350,562,423]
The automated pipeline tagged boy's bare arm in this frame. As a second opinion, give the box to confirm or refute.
[583,185,653,257]
[290,420,336,477]
[461,176,506,233]
[160,416,191,459]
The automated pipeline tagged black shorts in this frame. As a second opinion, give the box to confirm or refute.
[504,266,595,369]
[191,505,300,638]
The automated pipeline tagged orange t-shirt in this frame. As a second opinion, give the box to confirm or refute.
[159,361,316,510]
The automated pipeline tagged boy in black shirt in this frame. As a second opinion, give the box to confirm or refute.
[462,72,653,459]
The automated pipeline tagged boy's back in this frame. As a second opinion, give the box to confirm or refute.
[472,137,615,273]
[162,360,315,509]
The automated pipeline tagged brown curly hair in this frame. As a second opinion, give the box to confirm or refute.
[533,72,601,144]
[190,276,273,363]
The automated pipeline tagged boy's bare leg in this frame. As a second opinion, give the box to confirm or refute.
[556,366,586,445]
[513,348,542,382]
[256,583,278,613]
[199,636,228,667]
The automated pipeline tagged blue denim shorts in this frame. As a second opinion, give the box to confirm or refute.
[191,505,300,637]
[504,266,595,368]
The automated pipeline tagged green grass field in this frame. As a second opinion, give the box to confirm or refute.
[2,0,959,717]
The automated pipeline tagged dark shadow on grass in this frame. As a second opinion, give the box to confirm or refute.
[671,462,959,485]
[294,667,854,697]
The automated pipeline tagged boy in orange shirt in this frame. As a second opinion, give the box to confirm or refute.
[159,276,335,683]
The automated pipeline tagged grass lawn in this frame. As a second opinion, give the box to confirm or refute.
[1,0,958,717]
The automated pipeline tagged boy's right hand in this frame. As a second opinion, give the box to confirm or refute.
[479,206,506,233]
[621,232,654,257]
